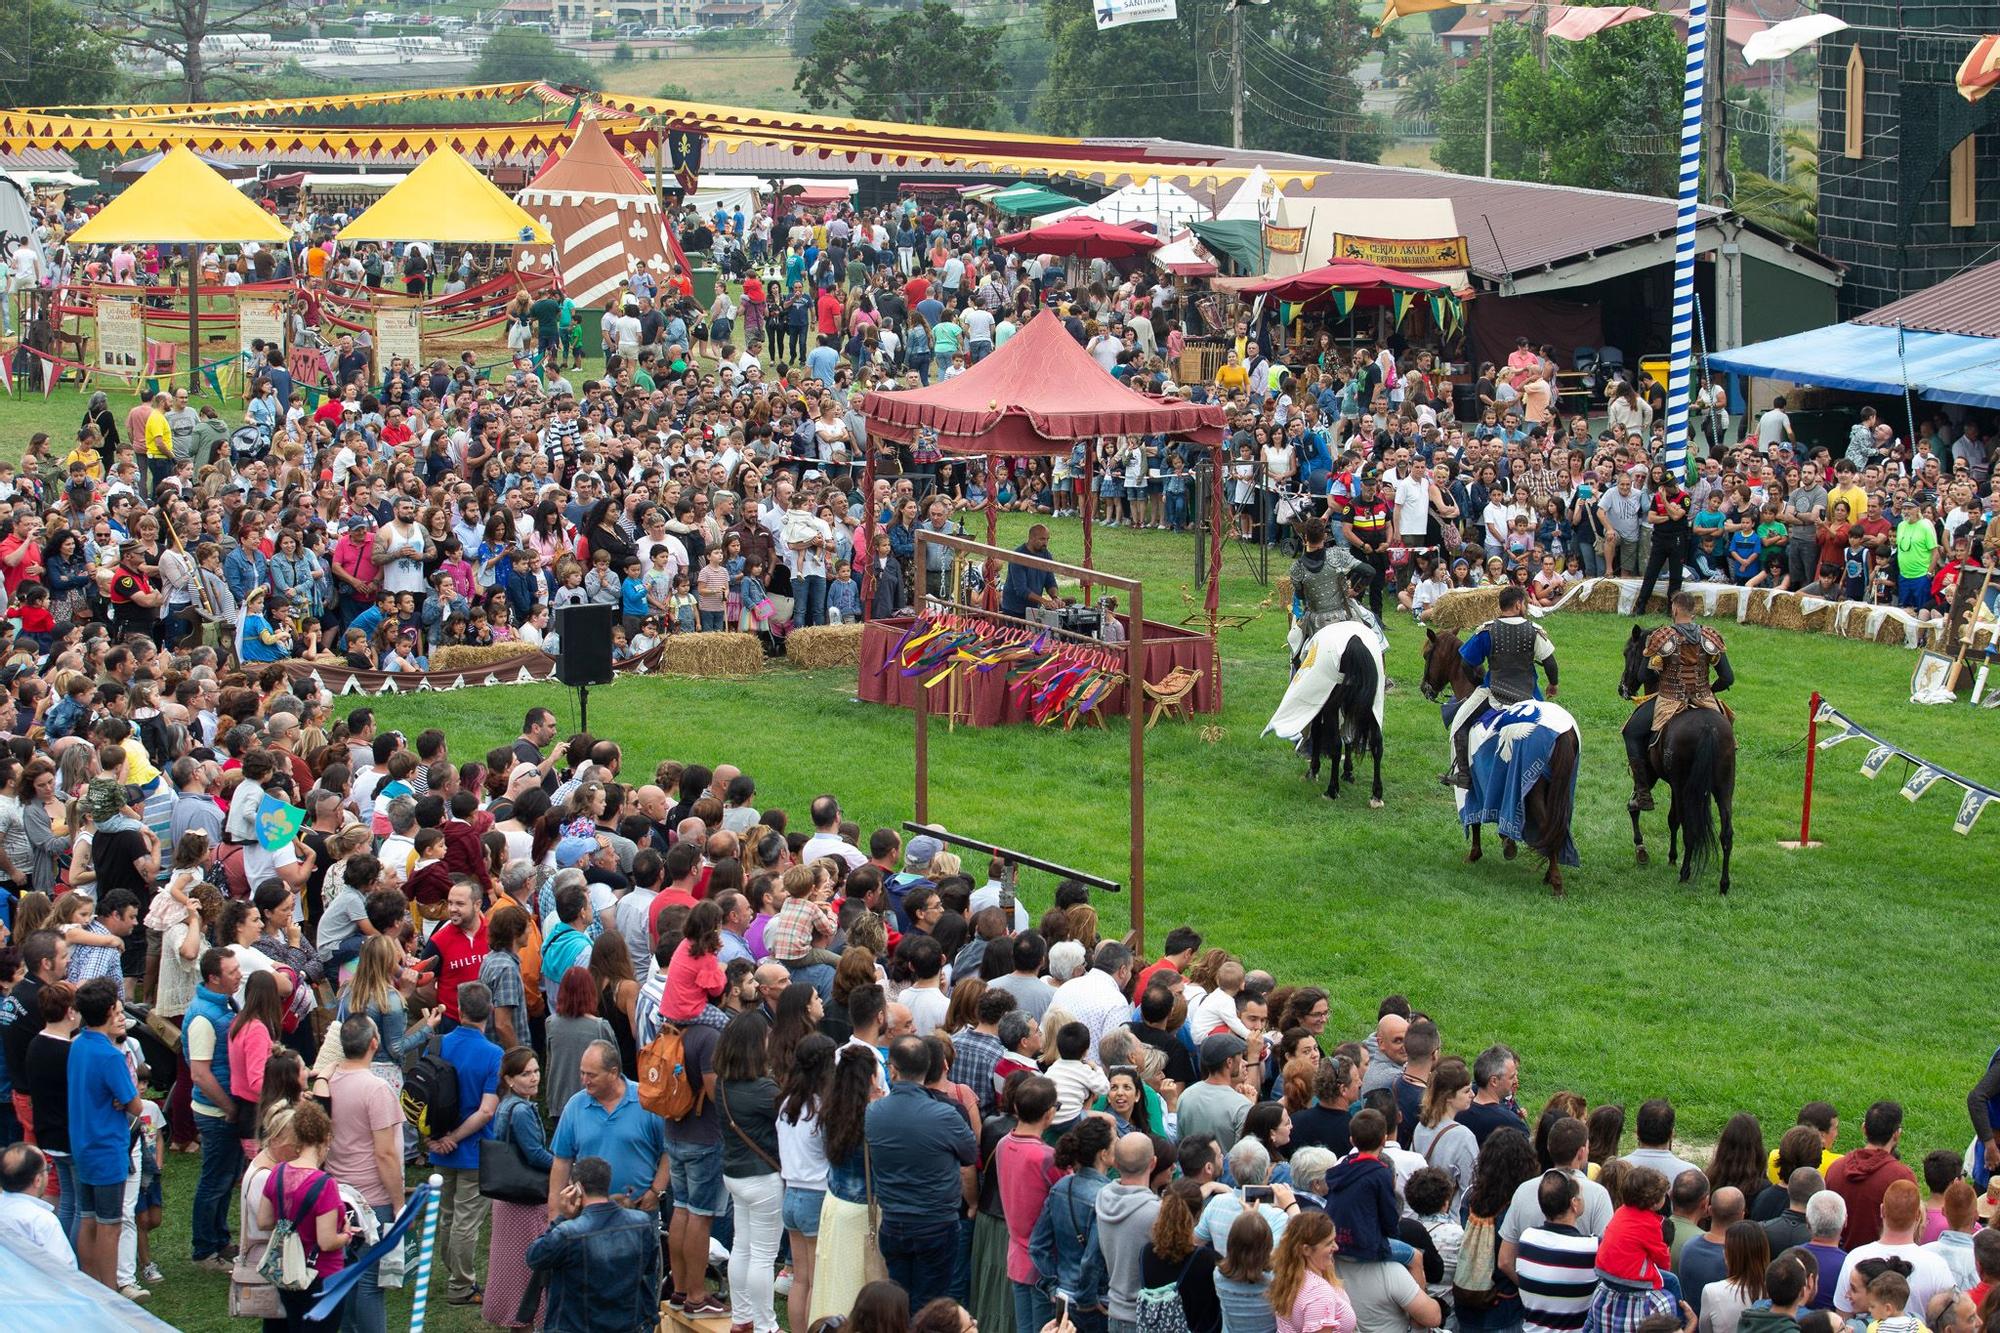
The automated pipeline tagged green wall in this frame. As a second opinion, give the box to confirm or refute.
[1740,254,1838,345]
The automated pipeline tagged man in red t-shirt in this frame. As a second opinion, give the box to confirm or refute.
[419,879,489,1023]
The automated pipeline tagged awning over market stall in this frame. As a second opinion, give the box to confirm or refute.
[72,145,291,246]
[994,215,1161,261]
[1185,218,1264,274]
[990,183,1086,217]
[1705,323,2000,410]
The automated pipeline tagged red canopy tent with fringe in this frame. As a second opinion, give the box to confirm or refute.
[855,309,1230,642]
[991,217,1164,261]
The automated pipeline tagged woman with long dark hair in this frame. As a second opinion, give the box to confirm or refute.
[227,971,286,1156]
[1030,1116,1116,1333]
[1459,1128,1541,1333]
[587,928,640,1074]
[716,1009,784,1333]
[777,1033,836,1332]
[809,1044,885,1322]
[766,983,822,1081]
[1145,1178,1223,1333]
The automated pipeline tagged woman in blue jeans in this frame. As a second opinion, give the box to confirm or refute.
[1030,1117,1116,1333]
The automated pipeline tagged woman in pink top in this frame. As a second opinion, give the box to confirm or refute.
[228,970,284,1156]
[254,1100,353,1327]
[1270,1212,1356,1333]
[997,1076,1064,1333]
[662,899,728,1022]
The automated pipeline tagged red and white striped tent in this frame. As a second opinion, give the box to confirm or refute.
[515,119,676,310]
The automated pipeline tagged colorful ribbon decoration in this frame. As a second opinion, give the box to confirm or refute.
[885,612,1128,729]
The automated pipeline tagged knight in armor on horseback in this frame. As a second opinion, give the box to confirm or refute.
[1288,516,1384,660]
[1623,590,1734,811]
[1444,584,1558,788]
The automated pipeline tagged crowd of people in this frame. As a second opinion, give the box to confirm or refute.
[0,186,1991,1331]
[1,723,2000,1333]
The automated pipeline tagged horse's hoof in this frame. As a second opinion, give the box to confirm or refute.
[1368,798,1384,809]
[1719,878,1730,896]
[1465,849,1482,864]
[1635,847,1649,865]
[1502,839,1518,861]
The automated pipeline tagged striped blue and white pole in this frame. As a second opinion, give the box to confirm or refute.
[410,1172,443,1333]
[1663,0,1710,480]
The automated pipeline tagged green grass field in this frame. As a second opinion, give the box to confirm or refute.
[3,380,1994,1328]
[358,511,1996,1157]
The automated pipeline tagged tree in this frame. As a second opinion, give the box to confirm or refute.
[1397,64,1447,123]
[1433,17,1681,196]
[792,1,1002,128]
[1733,128,1816,246]
[95,0,293,101]
[1037,0,1383,161]
[0,0,121,110]
[472,28,601,90]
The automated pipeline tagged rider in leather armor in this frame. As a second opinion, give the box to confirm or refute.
[1623,590,1734,811]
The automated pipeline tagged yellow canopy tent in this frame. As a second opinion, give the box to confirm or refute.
[335,147,550,244]
[68,144,291,394]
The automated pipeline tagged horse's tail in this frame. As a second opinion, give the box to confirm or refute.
[1337,634,1382,751]
[1678,715,1722,878]
[1531,727,1580,866]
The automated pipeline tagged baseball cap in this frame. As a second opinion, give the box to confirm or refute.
[1199,1033,1248,1069]
[555,835,599,868]
[905,834,943,867]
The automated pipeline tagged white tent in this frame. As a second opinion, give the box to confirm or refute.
[1217,166,1285,223]
[1262,196,1467,284]
[687,173,769,220]
[1076,180,1208,235]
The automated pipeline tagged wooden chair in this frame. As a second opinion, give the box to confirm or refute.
[1142,666,1203,729]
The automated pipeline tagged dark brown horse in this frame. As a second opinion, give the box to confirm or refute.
[1619,626,1737,894]
[1419,627,1581,896]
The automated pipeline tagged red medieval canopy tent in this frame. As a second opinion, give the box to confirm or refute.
[855,309,1229,621]
[1238,259,1450,308]
[992,216,1163,261]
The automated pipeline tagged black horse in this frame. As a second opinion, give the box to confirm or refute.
[1297,627,1385,806]
[1420,628,1581,896]
[1619,626,1737,894]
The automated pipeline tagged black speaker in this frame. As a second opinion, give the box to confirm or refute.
[553,604,617,686]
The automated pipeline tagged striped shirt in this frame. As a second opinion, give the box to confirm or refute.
[1516,1223,1600,1333]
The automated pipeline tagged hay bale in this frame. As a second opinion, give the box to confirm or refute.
[1766,593,1807,633]
[1581,581,1625,614]
[1742,591,1774,627]
[656,632,765,677]
[432,643,542,672]
[1874,613,1912,645]
[1795,600,1834,633]
[1275,574,1293,605]
[1425,587,1500,634]
[1709,588,1742,620]
[787,623,864,670]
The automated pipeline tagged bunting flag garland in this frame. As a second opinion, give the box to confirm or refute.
[1813,699,2000,835]
[1392,290,1414,327]
[1330,289,1356,321]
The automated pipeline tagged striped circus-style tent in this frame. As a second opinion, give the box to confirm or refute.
[514,119,674,310]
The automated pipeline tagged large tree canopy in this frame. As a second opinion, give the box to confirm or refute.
[0,0,121,110]
[792,1,1004,129]
[472,28,601,91]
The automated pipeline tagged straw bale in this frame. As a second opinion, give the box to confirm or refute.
[1425,587,1500,634]
[657,632,766,676]
[431,644,541,672]
[786,624,865,670]
[1709,588,1742,620]
[1742,591,1774,626]
[1765,593,1808,633]
[1581,581,1625,614]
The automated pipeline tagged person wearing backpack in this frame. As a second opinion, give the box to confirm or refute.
[252,1098,352,1330]
[424,980,503,1308]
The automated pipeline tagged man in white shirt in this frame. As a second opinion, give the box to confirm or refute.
[797,796,866,871]
[1757,394,1795,448]
[1834,1180,1956,1318]
[0,1144,76,1265]
[1394,458,1442,546]
[1048,942,1136,1060]
[1498,1117,1614,1259]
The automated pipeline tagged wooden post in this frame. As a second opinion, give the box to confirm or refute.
[186,256,201,398]
[1127,581,1145,955]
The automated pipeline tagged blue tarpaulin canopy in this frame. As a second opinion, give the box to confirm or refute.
[1706,323,2000,411]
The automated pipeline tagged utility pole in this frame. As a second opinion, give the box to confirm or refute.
[1483,20,1495,177]
[1707,0,1734,202]
[1230,5,1244,149]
